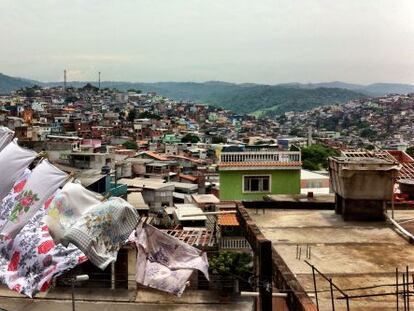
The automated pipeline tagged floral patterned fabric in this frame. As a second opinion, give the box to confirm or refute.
[0,170,87,297]
[0,126,14,152]
[1,160,68,239]
[0,139,37,202]
[46,182,139,269]
[132,222,209,296]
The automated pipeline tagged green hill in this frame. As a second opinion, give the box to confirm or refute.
[5,73,411,116]
[75,81,365,115]
[201,85,365,116]
[0,73,40,94]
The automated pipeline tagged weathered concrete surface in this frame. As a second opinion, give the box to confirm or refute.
[0,297,253,311]
[0,287,253,311]
[248,208,414,311]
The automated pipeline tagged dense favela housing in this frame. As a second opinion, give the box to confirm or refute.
[2,84,414,311]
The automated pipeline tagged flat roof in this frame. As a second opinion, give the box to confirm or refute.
[174,204,206,221]
[166,181,198,191]
[118,178,174,190]
[264,193,335,203]
[300,169,329,180]
[246,207,414,310]
[127,192,148,209]
[191,194,220,204]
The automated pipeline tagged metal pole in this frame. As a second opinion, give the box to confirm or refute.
[258,239,272,311]
[392,176,395,219]
[329,278,335,311]
[397,268,400,311]
[71,278,75,311]
[111,262,116,289]
[311,266,320,311]
[404,273,407,311]
[407,267,410,311]
[345,294,350,311]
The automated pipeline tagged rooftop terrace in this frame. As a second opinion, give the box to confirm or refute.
[246,207,414,311]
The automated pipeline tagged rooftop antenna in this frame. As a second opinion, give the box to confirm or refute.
[64,69,67,92]
[98,71,101,90]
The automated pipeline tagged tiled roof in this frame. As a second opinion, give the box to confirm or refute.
[168,154,205,164]
[218,214,239,226]
[161,229,215,248]
[342,150,414,180]
[219,161,302,168]
[145,151,169,161]
[179,174,198,182]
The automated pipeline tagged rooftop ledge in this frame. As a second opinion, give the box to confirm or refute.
[219,161,302,170]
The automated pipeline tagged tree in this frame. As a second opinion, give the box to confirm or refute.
[406,146,414,159]
[181,133,200,143]
[81,83,99,92]
[301,144,339,170]
[209,251,253,292]
[127,89,142,93]
[127,109,137,122]
[122,141,138,150]
[212,136,227,144]
[360,128,377,139]
[21,86,36,97]
[289,128,301,136]
[64,95,78,104]
[138,111,161,120]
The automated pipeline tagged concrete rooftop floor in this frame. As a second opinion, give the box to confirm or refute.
[0,287,253,311]
[247,208,414,311]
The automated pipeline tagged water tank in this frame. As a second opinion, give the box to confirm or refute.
[101,165,111,175]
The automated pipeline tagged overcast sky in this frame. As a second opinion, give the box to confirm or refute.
[1,0,413,84]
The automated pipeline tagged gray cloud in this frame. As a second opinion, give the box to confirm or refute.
[1,0,413,84]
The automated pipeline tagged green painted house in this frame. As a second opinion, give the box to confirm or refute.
[219,149,301,200]
[162,134,181,144]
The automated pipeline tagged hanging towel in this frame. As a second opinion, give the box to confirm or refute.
[0,173,87,297]
[0,127,14,152]
[1,160,68,239]
[0,139,37,202]
[133,223,209,296]
[46,182,139,269]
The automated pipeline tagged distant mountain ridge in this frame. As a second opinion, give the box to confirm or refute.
[0,73,41,94]
[1,72,414,116]
[279,81,414,96]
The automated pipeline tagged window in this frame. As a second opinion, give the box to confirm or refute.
[243,175,270,193]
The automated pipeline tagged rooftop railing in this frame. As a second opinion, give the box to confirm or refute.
[220,151,301,163]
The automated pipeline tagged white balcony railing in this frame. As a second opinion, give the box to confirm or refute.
[220,151,301,163]
[220,238,251,250]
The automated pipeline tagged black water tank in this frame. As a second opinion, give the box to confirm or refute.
[101,165,110,175]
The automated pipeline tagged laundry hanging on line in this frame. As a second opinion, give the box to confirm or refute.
[1,160,68,239]
[0,126,14,152]
[0,170,87,297]
[0,139,37,202]
[132,222,209,296]
[0,126,210,297]
[45,182,139,270]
